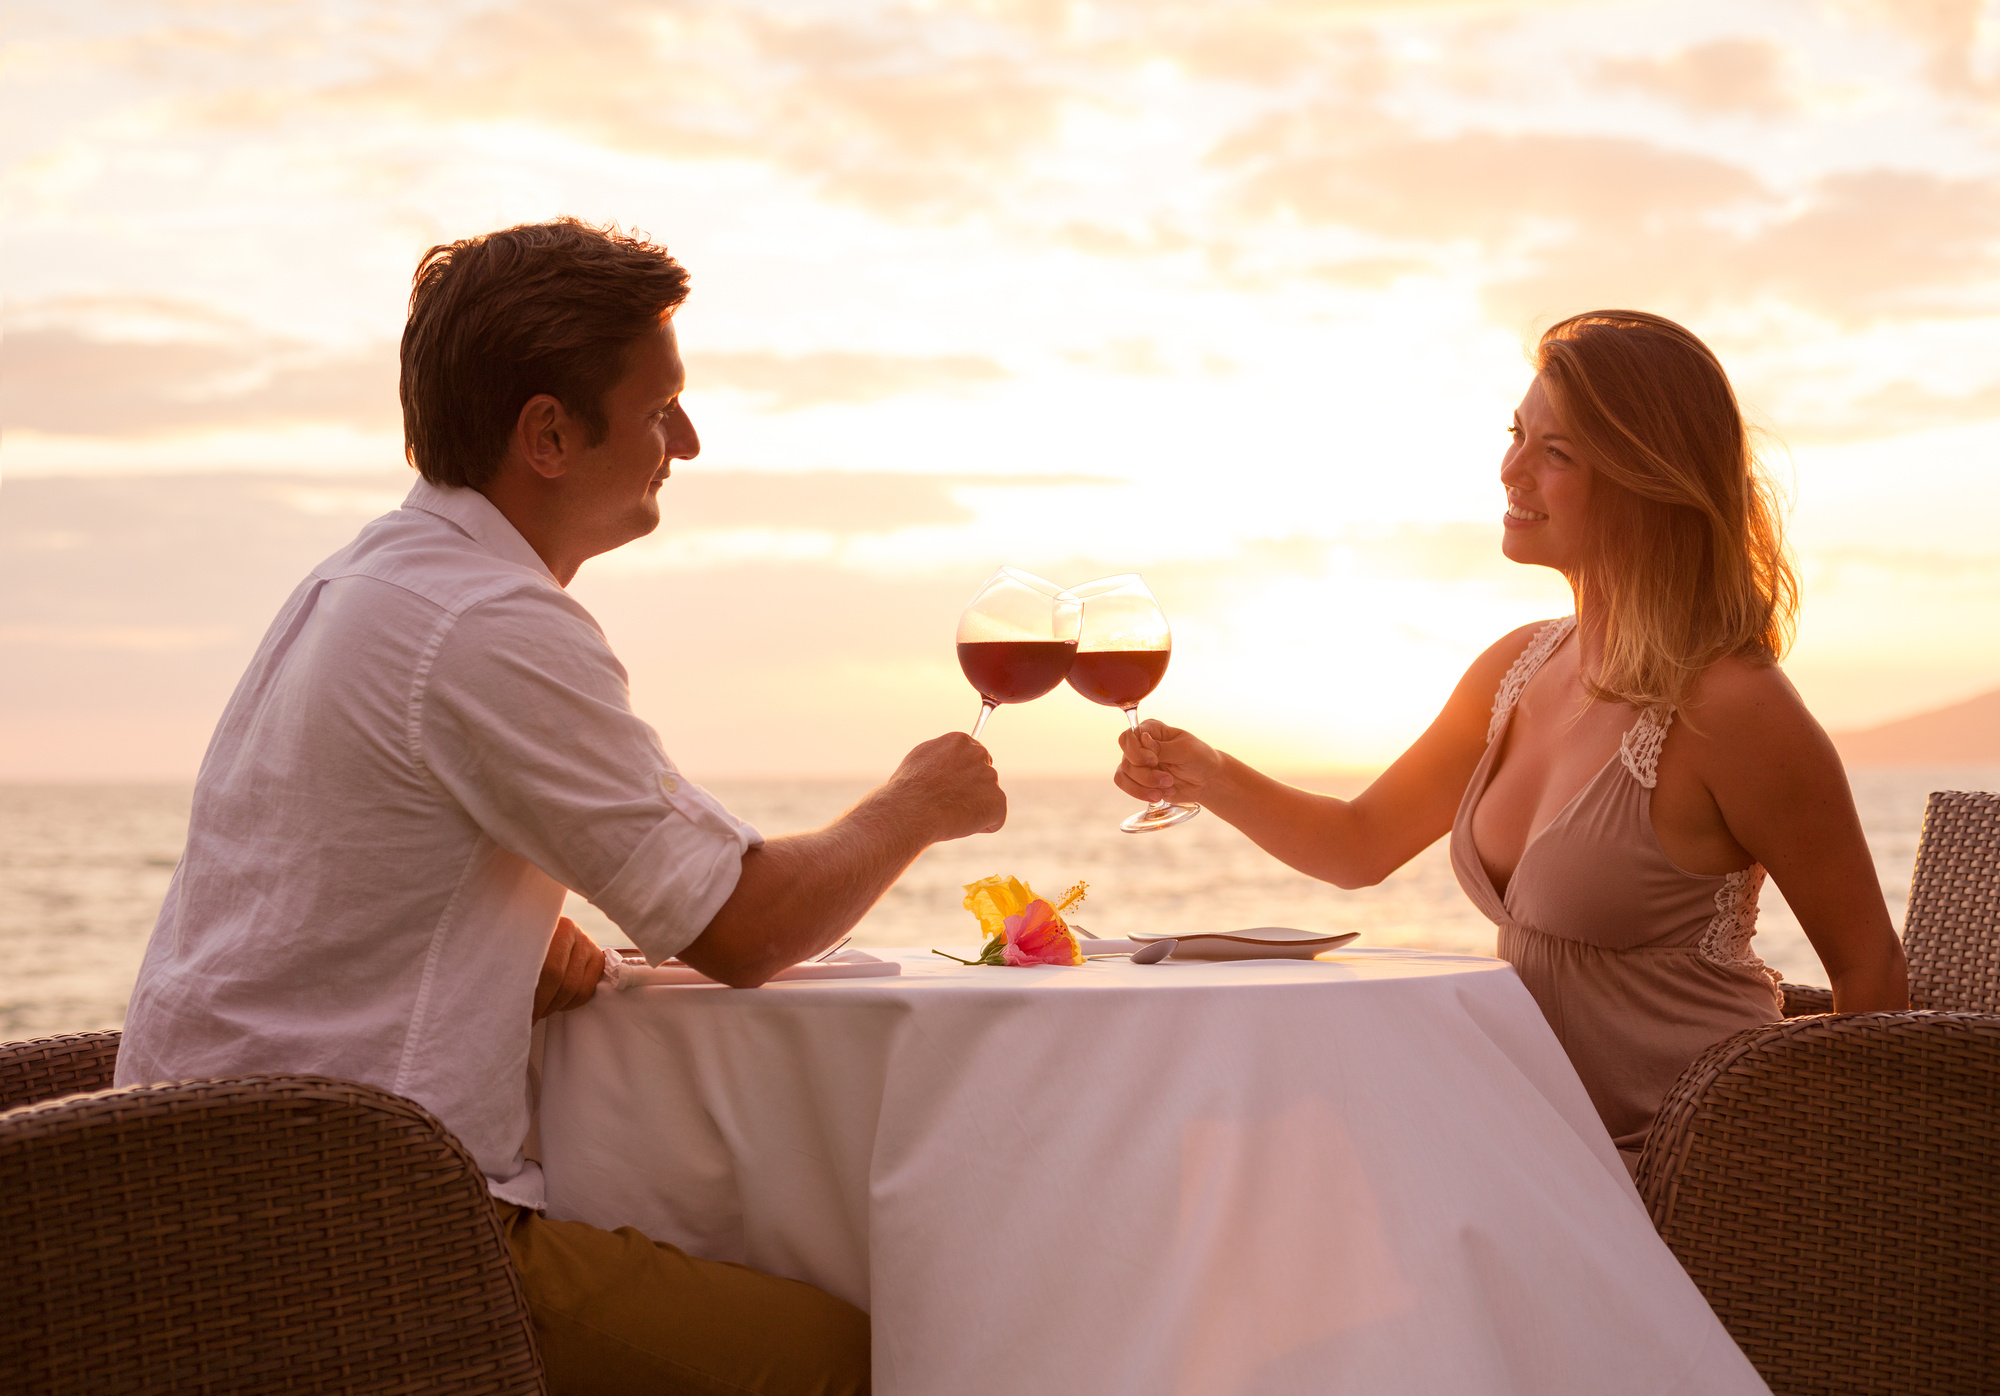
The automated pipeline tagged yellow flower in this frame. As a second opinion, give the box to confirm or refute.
[961,874,1038,943]
[941,874,1091,967]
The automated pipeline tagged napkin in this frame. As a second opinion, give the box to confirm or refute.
[601,947,901,988]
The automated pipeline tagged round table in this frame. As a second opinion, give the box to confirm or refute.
[536,947,1768,1395]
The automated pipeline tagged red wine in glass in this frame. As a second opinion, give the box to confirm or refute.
[1069,574,1199,833]
[956,568,1080,738]
[957,641,1079,706]
[1066,650,1170,708]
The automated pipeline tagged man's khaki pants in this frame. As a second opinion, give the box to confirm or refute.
[497,1203,870,1395]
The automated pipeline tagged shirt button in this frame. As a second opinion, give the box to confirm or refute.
[659,773,680,794]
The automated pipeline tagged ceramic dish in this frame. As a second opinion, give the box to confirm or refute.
[1127,928,1361,961]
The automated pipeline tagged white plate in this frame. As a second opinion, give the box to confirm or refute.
[1129,928,1361,961]
[604,949,902,987]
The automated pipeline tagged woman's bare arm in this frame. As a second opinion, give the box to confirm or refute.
[1115,624,1542,888]
[1685,664,1908,1012]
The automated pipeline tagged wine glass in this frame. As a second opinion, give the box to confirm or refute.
[1068,574,1200,833]
[956,567,1081,739]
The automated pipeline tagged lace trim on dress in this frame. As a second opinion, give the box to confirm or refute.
[1618,708,1675,789]
[1699,865,1785,1009]
[1487,616,1577,744]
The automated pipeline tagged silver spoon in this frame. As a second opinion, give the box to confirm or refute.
[1131,939,1176,965]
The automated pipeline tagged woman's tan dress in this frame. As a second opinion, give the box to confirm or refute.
[1449,616,1783,1170]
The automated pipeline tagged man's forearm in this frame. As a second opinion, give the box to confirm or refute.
[678,790,931,987]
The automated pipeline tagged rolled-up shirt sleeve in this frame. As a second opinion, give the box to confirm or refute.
[416,581,761,963]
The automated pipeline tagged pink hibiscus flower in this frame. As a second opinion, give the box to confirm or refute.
[1000,899,1084,967]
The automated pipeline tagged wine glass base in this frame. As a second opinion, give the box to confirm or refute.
[1121,801,1201,834]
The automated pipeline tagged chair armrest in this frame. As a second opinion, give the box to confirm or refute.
[1778,982,1834,1017]
[0,1073,545,1394]
[0,1031,122,1111]
[1635,1011,2000,1394]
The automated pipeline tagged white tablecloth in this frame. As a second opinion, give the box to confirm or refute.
[537,947,1768,1396]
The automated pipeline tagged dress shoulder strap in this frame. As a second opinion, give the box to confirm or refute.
[1619,708,1675,788]
[1486,616,1577,744]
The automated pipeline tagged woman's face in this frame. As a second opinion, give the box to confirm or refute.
[1500,374,1594,574]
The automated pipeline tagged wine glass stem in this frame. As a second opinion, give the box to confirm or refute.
[971,699,997,740]
[1126,706,1171,816]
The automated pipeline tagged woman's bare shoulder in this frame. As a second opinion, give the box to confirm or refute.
[1465,620,1562,688]
[1442,619,1565,720]
[1687,654,1804,711]
[1680,656,1832,762]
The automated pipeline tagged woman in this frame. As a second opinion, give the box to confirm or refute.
[1117,310,1909,1171]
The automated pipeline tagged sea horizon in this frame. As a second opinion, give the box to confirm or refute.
[7,763,1994,1041]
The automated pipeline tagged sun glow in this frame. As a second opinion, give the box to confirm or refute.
[5,0,1999,779]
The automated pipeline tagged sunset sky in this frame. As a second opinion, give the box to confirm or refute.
[5,0,2000,782]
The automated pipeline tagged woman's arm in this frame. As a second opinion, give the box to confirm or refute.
[1686,664,1909,1012]
[1114,624,1543,889]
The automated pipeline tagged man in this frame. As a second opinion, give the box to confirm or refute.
[116,219,1006,1394]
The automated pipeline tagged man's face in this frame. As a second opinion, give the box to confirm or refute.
[573,316,700,547]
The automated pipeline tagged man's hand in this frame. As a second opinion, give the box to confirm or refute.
[677,732,1006,988]
[880,731,1008,841]
[534,915,606,1022]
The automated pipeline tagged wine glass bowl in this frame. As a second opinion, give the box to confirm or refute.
[1068,574,1200,833]
[956,567,1080,738]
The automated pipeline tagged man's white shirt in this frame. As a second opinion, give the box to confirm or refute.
[117,477,760,1208]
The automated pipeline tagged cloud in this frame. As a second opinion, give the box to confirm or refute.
[1779,375,2000,444]
[690,350,1008,409]
[1061,338,1174,376]
[1809,542,2000,581]
[0,624,239,652]
[659,470,977,533]
[21,0,2000,465]
[1722,170,2000,318]
[0,304,398,438]
[1221,126,1761,243]
[1598,37,1793,115]
[1216,122,2000,329]
[1838,0,2000,95]
[86,0,1549,227]
[230,0,1076,219]
[0,299,1017,440]
[1481,167,2000,329]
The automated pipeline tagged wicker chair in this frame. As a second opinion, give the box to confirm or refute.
[0,1073,546,1394]
[1636,789,2000,1395]
[0,1028,123,1111]
[1777,982,1834,1016]
[1635,1012,1999,1395]
[1902,790,2000,1013]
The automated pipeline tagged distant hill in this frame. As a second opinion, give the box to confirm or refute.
[1833,688,2000,765]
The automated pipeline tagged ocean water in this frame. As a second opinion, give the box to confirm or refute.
[4,767,1995,1038]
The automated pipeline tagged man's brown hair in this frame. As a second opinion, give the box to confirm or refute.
[400,218,691,490]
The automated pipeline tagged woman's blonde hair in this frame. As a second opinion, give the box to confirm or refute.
[1534,310,1799,714]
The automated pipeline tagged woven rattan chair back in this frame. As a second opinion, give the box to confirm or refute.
[1637,1011,2000,1395]
[0,1074,545,1395]
[1904,790,2000,1012]
[0,1029,122,1111]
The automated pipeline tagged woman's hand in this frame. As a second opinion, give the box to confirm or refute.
[534,915,606,1022]
[1116,719,1225,805]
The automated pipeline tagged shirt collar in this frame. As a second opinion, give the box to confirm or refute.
[402,476,559,584]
